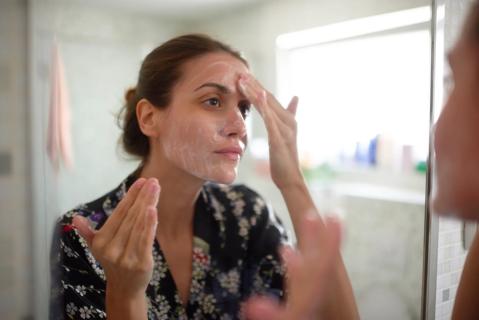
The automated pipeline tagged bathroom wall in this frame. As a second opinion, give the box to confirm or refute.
[28,1,183,318]
[342,197,425,319]
[0,0,32,319]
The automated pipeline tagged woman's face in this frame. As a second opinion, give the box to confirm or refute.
[432,12,479,219]
[157,52,250,184]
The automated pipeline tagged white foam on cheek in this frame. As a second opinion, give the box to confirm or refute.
[162,118,238,183]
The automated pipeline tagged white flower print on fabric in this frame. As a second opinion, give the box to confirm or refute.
[75,285,87,296]
[224,187,243,202]
[66,302,77,317]
[190,238,211,303]
[75,231,106,280]
[152,295,171,320]
[95,308,106,318]
[218,269,241,295]
[253,196,266,216]
[62,243,78,258]
[51,174,288,320]
[233,198,246,217]
[79,306,93,319]
[201,294,217,315]
[150,247,168,287]
[238,217,250,237]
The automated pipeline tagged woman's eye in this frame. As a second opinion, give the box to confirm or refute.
[204,97,221,108]
[239,102,251,119]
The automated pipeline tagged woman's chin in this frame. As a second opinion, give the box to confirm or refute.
[208,170,237,185]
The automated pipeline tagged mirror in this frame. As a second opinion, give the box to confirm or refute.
[1,0,432,319]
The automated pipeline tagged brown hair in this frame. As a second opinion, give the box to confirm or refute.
[118,34,248,160]
[463,1,479,41]
[473,1,479,39]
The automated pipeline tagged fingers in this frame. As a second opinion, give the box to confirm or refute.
[299,214,342,296]
[237,75,285,142]
[300,213,342,267]
[280,215,343,319]
[99,177,147,236]
[139,206,158,256]
[133,178,160,210]
[287,96,299,116]
[280,245,301,302]
[238,74,269,118]
[72,215,96,247]
[238,74,296,123]
[280,245,300,275]
[297,212,323,254]
[112,178,160,251]
[320,216,342,263]
[243,296,284,320]
[127,201,159,260]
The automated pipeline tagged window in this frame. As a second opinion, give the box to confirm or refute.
[276,7,431,177]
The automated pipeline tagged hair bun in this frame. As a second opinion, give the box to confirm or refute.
[125,87,137,103]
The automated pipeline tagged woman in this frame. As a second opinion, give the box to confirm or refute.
[50,34,358,319]
[432,2,479,318]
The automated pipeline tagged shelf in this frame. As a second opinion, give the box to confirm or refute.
[332,182,426,205]
[308,166,427,205]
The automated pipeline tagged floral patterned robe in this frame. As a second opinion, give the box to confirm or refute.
[50,173,289,319]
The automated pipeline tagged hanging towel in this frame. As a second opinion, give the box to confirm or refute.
[46,41,73,173]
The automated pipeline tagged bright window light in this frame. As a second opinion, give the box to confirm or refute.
[277,7,431,171]
[276,6,431,49]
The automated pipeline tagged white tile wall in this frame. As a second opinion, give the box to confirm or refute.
[435,217,468,320]
[436,218,466,320]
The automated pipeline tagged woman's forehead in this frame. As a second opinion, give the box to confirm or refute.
[179,53,249,89]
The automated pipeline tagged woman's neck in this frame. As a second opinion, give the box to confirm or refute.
[139,156,204,239]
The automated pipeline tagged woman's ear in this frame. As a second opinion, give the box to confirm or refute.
[136,98,162,138]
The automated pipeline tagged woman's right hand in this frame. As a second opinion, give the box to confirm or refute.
[72,177,160,299]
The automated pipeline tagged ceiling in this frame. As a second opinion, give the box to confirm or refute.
[66,0,266,20]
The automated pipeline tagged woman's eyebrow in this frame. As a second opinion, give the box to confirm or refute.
[194,82,230,94]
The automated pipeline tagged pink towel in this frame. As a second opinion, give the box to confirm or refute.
[46,42,73,172]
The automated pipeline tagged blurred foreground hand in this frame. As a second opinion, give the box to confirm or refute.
[244,214,342,320]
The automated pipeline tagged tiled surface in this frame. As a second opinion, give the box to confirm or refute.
[435,217,467,320]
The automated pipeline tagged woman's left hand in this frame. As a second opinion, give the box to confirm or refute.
[238,74,302,190]
[243,214,342,320]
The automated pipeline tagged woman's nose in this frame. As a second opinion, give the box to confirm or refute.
[221,108,247,138]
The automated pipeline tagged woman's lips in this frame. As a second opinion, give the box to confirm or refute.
[214,147,243,161]
[216,152,241,161]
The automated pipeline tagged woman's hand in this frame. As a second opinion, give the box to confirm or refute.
[239,74,359,320]
[72,178,160,314]
[244,214,342,320]
[238,74,302,190]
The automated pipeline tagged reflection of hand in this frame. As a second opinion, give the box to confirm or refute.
[244,214,342,320]
[238,74,301,190]
[73,178,160,318]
